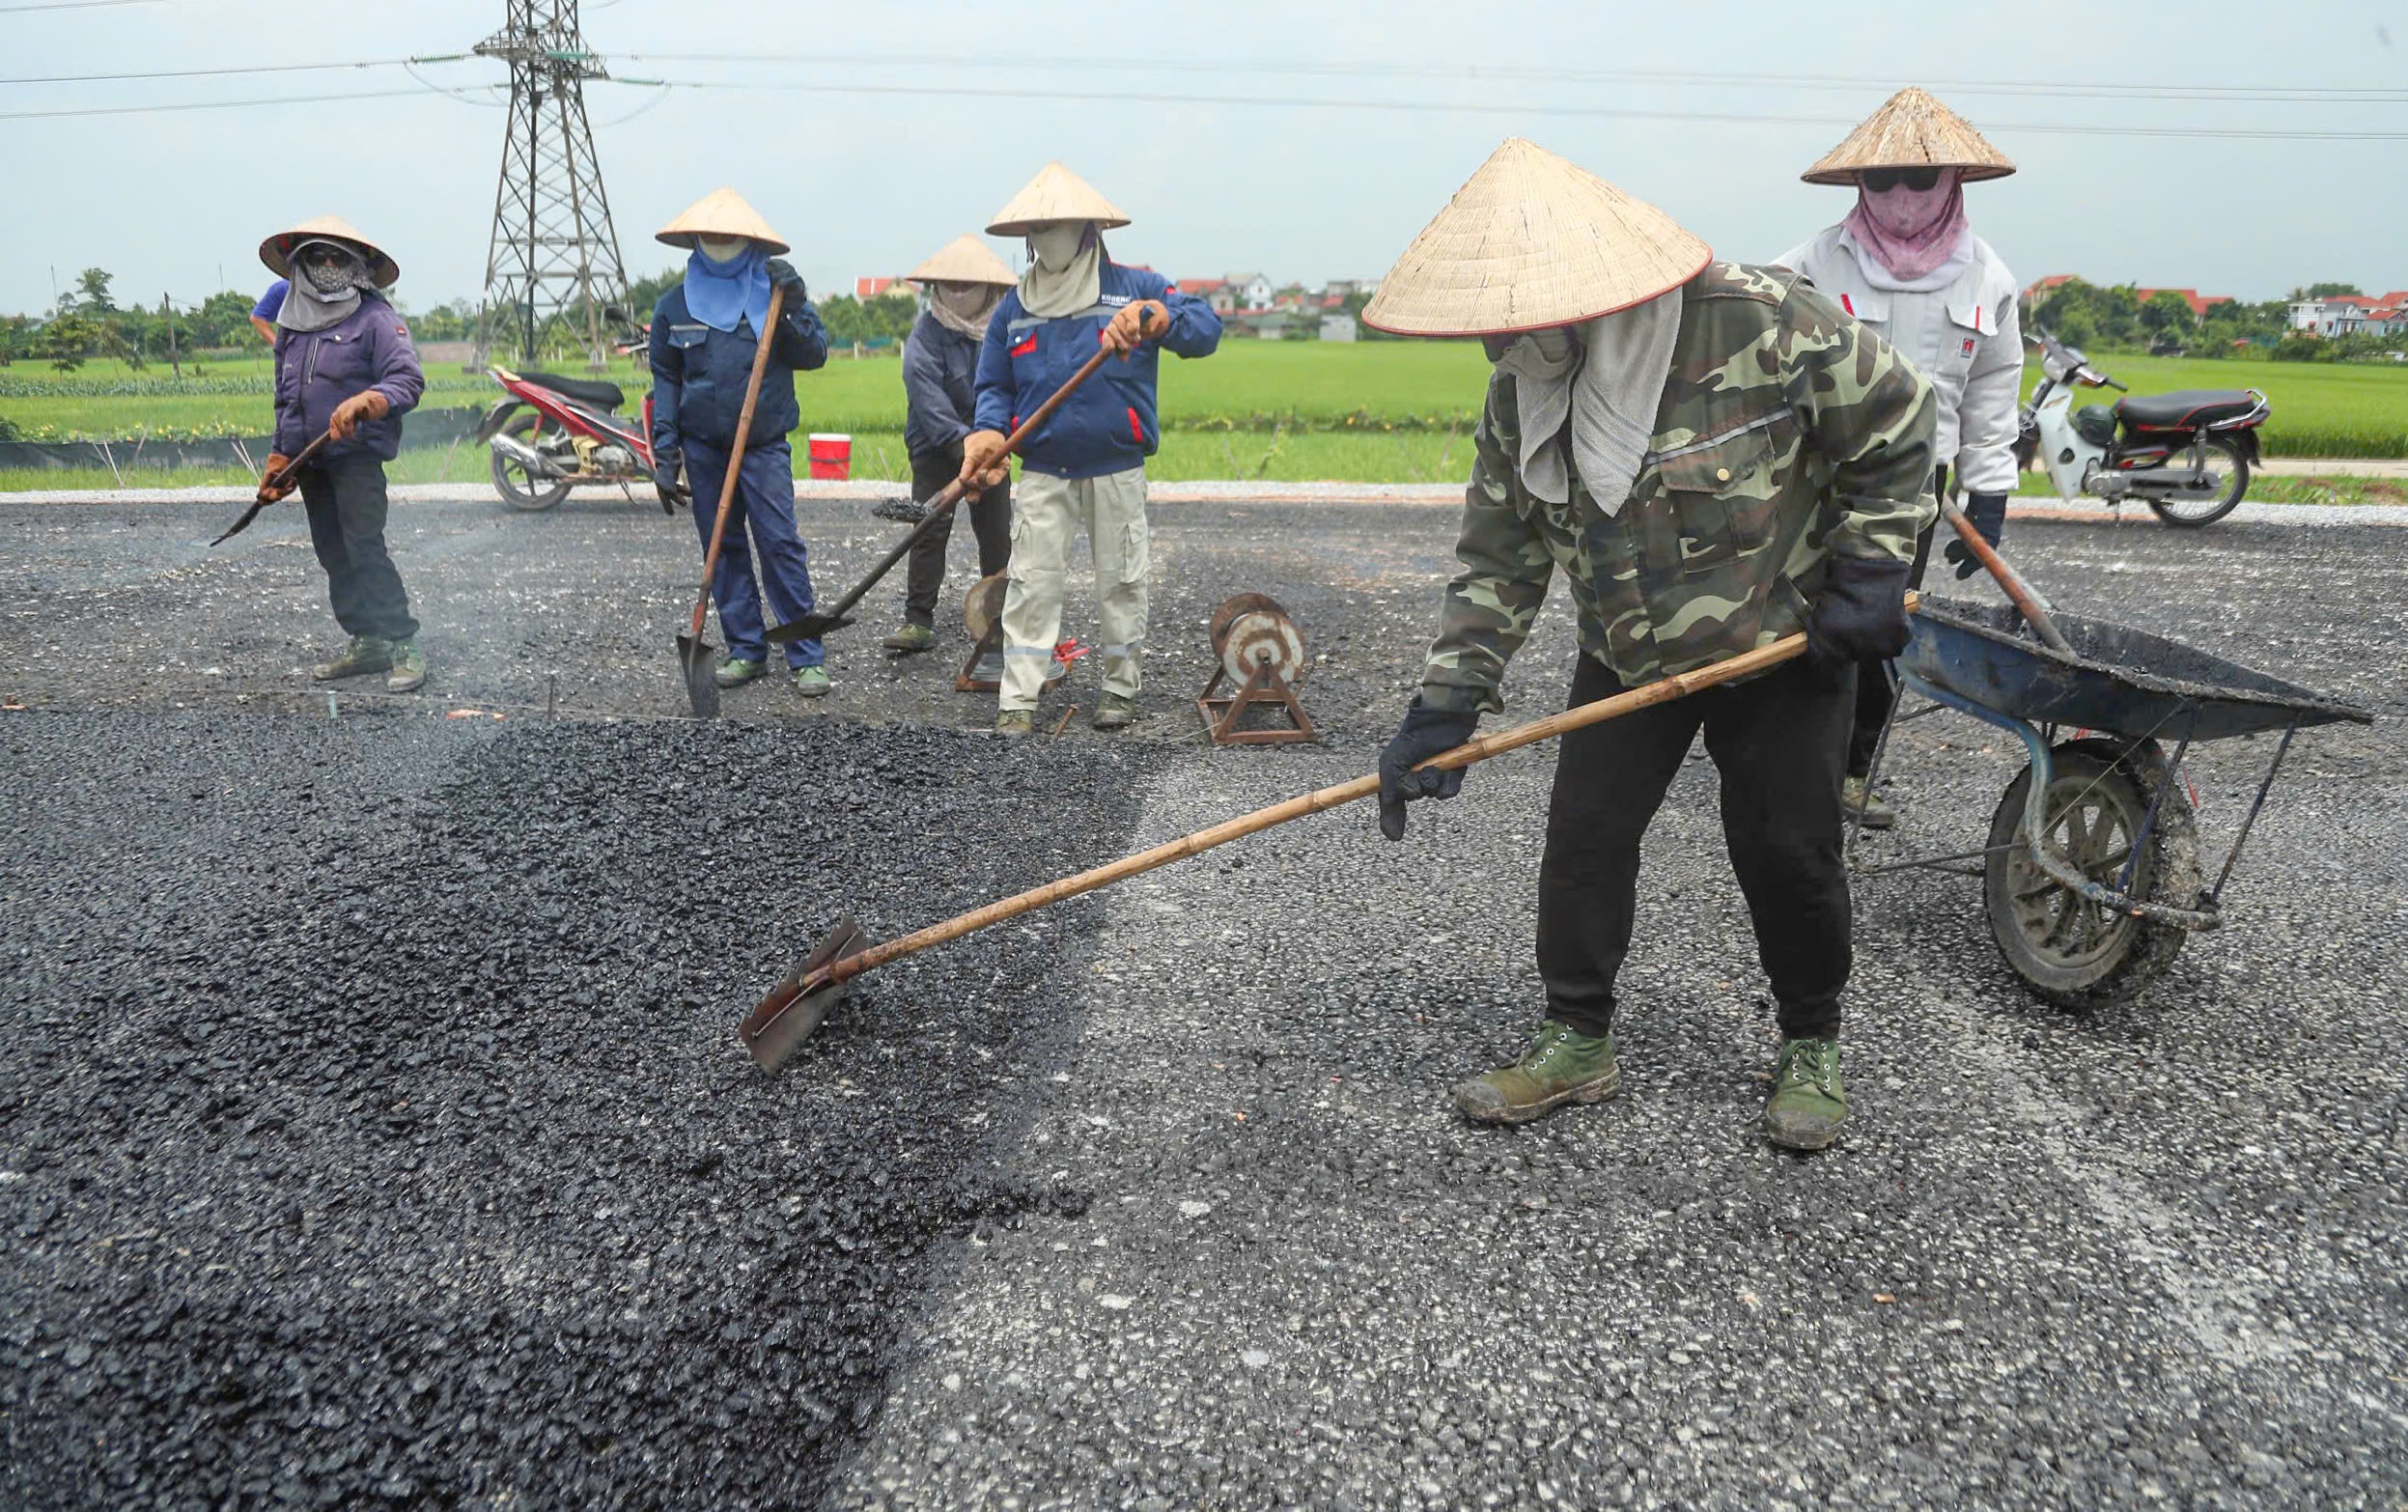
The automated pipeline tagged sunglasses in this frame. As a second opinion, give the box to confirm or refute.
[1861,168,1943,193]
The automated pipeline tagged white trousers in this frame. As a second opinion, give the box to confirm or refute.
[999,465,1150,711]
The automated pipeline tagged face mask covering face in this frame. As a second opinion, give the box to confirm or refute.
[1026,223,1086,272]
[697,237,749,265]
[1018,222,1103,320]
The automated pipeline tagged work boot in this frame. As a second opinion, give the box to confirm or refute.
[1453,1020,1621,1126]
[1764,1038,1849,1152]
[882,622,937,654]
[383,637,427,694]
[994,710,1035,737]
[794,666,832,698]
[1091,692,1136,730]
[714,657,766,689]
[311,635,390,681]
[1841,774,1896,830]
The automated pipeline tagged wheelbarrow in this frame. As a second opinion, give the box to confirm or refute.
[1853,597,2370,1010]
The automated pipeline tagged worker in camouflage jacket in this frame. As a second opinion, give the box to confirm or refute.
[1363,140,1936,1151]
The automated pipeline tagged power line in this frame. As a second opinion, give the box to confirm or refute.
[0,0,159,12]
[0,87,434,120]
[0,54,463,86]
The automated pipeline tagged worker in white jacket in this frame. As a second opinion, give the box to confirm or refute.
[1777,87,2025,828]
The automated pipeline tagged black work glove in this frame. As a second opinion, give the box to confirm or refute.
[765,259,807,304]
[1943,492,2009,580]
[654,453,686,514]
[1378,699,1480,842]
[1803,554,1915,676]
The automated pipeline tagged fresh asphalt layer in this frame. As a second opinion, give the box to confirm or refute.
[2,490,2403,1509]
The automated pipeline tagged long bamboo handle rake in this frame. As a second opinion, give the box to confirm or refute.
[738,592,1919,1071]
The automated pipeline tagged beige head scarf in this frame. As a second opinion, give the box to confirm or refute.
[1493,289,1683,512]
[930,281,1002,339]
[1019,222,1103,319]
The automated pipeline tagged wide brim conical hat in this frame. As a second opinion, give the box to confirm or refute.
[656,188,791,256]
[259,215,399,288]
[985,161,1131,238]
[1361,138,1710,337]
[1803,87,2015,184]
[910,235,1018,288]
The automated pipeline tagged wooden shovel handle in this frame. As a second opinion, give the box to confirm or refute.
[787,594,1918,1000]
[1939,498,2073,655]
[690,282,789,636]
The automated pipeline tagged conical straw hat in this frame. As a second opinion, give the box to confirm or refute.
[259,214,400,288]
[1361,138,1710,337]
[655,187,791,256]
[1802,87,2015,184]
[910,235,1018,288]
[985,161,1131,238]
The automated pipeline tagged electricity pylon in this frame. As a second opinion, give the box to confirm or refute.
[471,0,630,370]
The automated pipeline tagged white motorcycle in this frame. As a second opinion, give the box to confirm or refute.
[2016,329,2270,527]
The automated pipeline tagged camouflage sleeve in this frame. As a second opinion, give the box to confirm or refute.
[1783,281,1939,561]
[1419,388,1554,715]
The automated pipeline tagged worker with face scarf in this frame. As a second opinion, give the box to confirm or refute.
[884,236,1021,660]
[256,216,428,693]
[1367,139,1936,1151]
[959,162,1221,735]
[647,188,833,697]
[1777,88,2024,829]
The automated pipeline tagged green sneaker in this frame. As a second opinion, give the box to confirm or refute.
[1764,1038,1849,1151]
[311,635,390,681]
[994,710,1035,737]
[383,637,427,694]
[1841,774,1896,830]
[1453,1020,1621,1126]
[882,622,937,654]
[714,657,766,689]
[794,666,832,698]
[1091,692,1136,730]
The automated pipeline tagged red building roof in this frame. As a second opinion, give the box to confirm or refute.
[1175,277,1224,295]
[854,276,908,299]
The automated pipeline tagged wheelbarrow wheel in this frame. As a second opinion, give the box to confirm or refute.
[1983,738,2200,1011]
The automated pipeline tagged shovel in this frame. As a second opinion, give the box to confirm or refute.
[678,282,789,718]
[766,315,1155,646]
[1939,497,2073,655]
[737,595,1920,1072]
[210,429,330,546]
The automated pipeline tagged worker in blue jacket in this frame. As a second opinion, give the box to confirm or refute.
[648,188,834,697]
[960,162,1221,734]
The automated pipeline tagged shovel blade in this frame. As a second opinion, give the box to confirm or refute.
[678,632,720,719]
[738,917,871,1072]
[766,611,853,645]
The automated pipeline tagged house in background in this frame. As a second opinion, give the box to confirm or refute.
[854,276,909,299]
[2286,292,2408,336]
[1175,276,1230,314]
[1224,272,1274,311]
[1319,312,1358,342]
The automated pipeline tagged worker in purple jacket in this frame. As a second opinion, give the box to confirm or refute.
[254,216,428,693]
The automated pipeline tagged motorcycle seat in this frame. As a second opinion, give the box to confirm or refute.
[2114,390,2261,433]
[519,372,626,411]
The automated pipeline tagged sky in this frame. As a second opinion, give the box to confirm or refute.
[4,0,2404,318]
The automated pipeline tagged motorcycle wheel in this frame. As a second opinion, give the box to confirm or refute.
[490,413,575,512]
[2143,435,2248,528]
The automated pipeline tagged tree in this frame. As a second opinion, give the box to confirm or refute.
[0,314,31,366]
[192,289,261,348]
[73,266,118,315]
[34,313,98,371]
[2140,289,2197,337]
[2290,282,2362,300]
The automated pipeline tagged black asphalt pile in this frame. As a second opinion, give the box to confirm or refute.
[0,710,1155,1509]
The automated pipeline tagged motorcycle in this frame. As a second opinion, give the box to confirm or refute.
[2015,328,2269,527]
[473,337,666,512]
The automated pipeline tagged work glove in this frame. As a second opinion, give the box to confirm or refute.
[654,452,686,515]
[256,453,297,505]
[1943,492,2010,580]
[1802,553,1915,677]
[327,389,390,441]
[1101,298,1168,357]
[1378,699,1481,842]
[958,429,1009,490]
[764,259,808,304]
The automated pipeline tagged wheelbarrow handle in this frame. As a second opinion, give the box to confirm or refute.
[773,595,1918,1005]
[1940,498,2073,656]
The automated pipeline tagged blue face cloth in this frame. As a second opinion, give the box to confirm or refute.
[682,241,771,335]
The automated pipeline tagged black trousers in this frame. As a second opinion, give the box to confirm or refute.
[1845,464,1945,777]
[1537,651,1857,1043]
[299,455,417,642]
[903,442,1012,628]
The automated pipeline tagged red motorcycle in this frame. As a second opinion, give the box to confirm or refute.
[474,364,667,513]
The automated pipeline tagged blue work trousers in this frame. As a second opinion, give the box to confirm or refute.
[685,437,823,668]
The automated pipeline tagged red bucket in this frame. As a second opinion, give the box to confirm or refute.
[807,433,852,481]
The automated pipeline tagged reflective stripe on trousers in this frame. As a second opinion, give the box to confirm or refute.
[998,465,1149,711]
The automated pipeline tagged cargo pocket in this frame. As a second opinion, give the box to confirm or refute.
[1655,419,1781,575]
[1117,514,1150,585]
[1005,509,1035,582]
